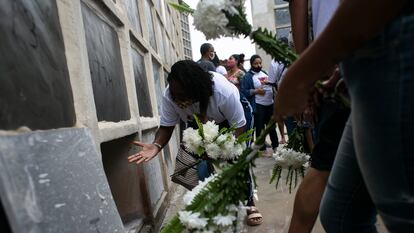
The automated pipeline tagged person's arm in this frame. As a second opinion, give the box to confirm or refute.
[234,126,246,137]
[241,73,265,97]
[276,0,408,116]
[268,61,277,83]
[288,0,309,54]
[128,126,175,164]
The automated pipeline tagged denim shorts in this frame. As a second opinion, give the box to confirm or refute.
[310,101,350,171]
[320,9,414,232]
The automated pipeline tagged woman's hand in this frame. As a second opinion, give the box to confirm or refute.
[127,141,160,164]
[274,69,315,117]
[255,88,266,96]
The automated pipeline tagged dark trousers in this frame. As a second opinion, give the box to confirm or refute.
[254,103,278,149]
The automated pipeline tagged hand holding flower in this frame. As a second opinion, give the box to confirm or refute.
[255,88,266,96]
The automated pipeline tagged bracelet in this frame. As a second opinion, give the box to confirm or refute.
[153,142,163,150]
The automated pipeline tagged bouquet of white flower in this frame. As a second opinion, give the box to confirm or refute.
[176,174,246,232]
[182,116,248,161]
[161,118,276,233]
[270,127,310,193]
[169,0,298,66]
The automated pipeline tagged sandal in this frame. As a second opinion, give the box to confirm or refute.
[246,206,263,226]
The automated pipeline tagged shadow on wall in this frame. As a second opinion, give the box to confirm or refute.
[101,133,152,228]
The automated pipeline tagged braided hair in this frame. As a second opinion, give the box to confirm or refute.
[167,60,214,117]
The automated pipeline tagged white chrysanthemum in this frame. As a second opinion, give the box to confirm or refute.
[216,134,228,145]
[183,191,196,206]
[221,134,237,160]
[205,142,221,160]
[233,143,245,157]
[223,0,245,15]
[203,121,219,142]
[213,214,237,227]
[226,204,239,212]
[273,147,310,168]
[182,127,202,153]
[193,0,238,40]
[194,230,214,233]
[178,211,208,229]
[183,174,216,205]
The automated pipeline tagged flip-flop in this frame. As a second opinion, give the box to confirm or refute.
[246,206,263,226]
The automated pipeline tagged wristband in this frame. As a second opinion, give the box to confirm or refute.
[153,142,163,150]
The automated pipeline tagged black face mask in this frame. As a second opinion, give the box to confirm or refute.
[251,66,262,73]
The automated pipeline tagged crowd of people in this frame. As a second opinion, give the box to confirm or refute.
[128,0,414,232]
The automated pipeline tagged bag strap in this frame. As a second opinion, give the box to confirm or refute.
[170,145,202,177]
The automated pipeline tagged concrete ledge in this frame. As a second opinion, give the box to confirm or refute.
[98,119,139,142]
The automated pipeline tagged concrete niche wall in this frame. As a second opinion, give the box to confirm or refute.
[0,0,76,130]
[81,1,130,122]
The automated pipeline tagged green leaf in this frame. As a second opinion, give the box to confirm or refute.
[193,114,204,140]
[168,2,194,14]
[250,28,298,67]
[236,128,254,144]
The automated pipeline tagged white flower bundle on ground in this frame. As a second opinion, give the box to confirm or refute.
[182,117,248,161]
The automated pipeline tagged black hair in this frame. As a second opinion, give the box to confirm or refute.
[168,60,213,116]
[200,43,213,56]
[250,54,262,65]
[231,54,242,67]
[279,37,288,45]
[211,52,220,67]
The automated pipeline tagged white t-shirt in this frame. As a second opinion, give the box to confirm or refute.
[215,65,227,76]
[160,72,246,128]
[312,0,340,38]
[268,60,285,85]
[252,71,273,106]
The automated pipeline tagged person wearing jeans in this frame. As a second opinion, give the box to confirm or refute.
[241,55,279,152]
[275,0,414,232]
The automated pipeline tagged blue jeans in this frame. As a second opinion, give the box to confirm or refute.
[255,103,278,149]
[320,11,414,232]
[197,160,213,181]
[284,116,296,136]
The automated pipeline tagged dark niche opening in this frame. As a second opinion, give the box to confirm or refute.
[81,2,130,122]
[0,0,76,130]
[101,134,151,226]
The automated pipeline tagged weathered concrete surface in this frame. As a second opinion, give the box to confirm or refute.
[0,128,124,233]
